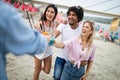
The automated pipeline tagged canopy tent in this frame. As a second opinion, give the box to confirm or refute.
[18,0,120,31]
[30,0,120,18]
[31,0,120,32]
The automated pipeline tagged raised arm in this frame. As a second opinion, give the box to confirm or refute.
[52,23,65,38]
[52,30,61,38]
[54,41,65,49]
[34,21,42,33]
[0,2,48,56]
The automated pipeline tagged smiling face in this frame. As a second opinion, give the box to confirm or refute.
[68,11,79,25]
[45,7,55,21]
[81,22,93,37]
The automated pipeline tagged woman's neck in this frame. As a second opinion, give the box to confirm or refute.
[81,36,88,51]
[81,36,88,42]
[45,20,53,27]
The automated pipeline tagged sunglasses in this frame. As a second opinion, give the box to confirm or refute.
[49,3,57,8]
[73,6,81,10]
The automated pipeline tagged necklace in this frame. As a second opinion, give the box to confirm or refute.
[82,41,88,51]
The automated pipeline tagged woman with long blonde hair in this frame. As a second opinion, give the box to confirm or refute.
[54,20,96,80]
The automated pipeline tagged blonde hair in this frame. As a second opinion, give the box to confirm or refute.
[81,20,95,55]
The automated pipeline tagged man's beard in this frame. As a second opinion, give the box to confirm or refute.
[69,22,74,25]
[68,18,74,25]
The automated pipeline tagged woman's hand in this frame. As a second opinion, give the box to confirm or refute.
[34,23,42,33]
[80,73,88,80]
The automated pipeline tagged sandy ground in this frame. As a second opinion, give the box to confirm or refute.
[6,16,120,80]
[6,38,120,80]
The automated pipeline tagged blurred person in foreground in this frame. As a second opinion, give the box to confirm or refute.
[0,1,50,80]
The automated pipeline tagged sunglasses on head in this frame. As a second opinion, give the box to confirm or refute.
[49,3,57,8]
[73,6,81,10]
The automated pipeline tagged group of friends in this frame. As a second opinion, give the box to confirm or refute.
[0,1,96,80]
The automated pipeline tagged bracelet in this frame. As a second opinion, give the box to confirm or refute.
[49,36,55,46]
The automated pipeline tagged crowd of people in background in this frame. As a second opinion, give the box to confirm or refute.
[95,25,120,45]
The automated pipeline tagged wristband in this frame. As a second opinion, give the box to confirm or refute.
[49,35,55,46]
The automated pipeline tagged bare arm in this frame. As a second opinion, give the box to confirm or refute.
[86,60,93,75]
[52,30,61,38]
[80,60,93,80]
[54,41,65,49]
[34,21,42,33]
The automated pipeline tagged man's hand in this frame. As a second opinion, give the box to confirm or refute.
[81,60,88,66]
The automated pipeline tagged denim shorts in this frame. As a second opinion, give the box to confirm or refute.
[53,57,66,80]
[61,61,85,80]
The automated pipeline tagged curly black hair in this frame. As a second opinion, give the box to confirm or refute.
[67,6,84,22]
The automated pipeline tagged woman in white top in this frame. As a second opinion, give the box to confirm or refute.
[34,4,59,80]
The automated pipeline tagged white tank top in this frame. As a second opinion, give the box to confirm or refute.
[35,21,57,59]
